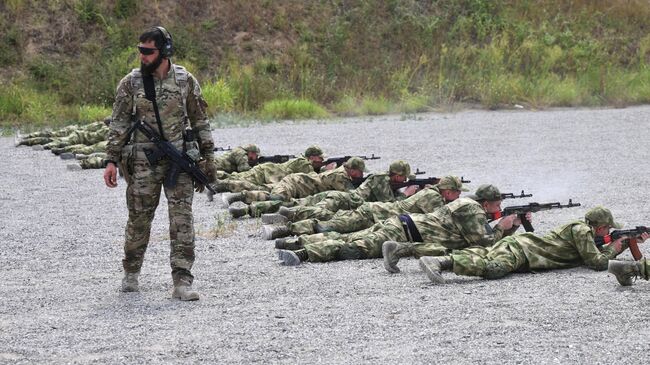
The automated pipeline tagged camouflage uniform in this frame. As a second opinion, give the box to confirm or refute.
[43,121,109,149]
[249,172,400,218]
[241,165,355,203]
[15,125,80,146]
[450,220,621,279]
[214,144,259,174]
[79,152,108,169]
[106,63,214,286]
[217,157,314,192]
[56,140,108,155]
[302,197,509,262]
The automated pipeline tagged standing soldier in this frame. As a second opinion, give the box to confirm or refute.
[103,26,215,301]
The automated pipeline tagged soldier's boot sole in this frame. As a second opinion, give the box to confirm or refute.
[261,213,289,225]
[419,257,446,284]
[59,152,76,160]
[263,225,290,240]
[229,202,249,218]
[278,250,302,266]
[607,260,639,286]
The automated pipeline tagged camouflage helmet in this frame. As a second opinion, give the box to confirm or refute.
[241,144,260,153]
[437,175,469,192]
[467,184,501,202]
[304,145,324,158]
[343,157,367,172]
[389,160,414,179]
[585,206,622,228]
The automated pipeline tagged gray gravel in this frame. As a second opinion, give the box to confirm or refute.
[2,106,650,364]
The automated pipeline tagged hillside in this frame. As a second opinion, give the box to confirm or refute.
[2,0,650,127]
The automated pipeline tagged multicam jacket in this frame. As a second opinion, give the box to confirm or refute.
[106,63,214,163]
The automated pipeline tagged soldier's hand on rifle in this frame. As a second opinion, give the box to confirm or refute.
[194,181,205,193]
[104,162,118,188]
[403,185,419,197]
[610,236,630,254]
[513,212,533,226]
[638,232,650,243]
[496,214,518,230]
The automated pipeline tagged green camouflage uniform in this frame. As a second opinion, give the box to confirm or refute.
[290,185,448,235]
[106,63,214,285]
[16,125,80,145]
[43,121,109,149]
[249,173,399,218]
[57,140,108,155]
[302,197,509,262]
[450,220,621,279]
[79,152,108,169]
[214,146,255,174]
[241,166,354,203]
[218,157,314,192]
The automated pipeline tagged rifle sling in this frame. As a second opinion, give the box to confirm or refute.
[142,74,167,141]
[399,214,423,242]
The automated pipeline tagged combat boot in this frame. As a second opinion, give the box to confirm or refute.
[172,279,200,301]
[268,194,285,201]
[261,213,289,225]
[278,249,308,266]
[32,145,45,151]
[263,225,290,240]
[66,163,82,171]
[315,222,334,233]
[419,256,452,284]
[120,272,140,292]
[275,237,303,250]
[222,192,244,206]
[608,260,643,286]
[51,147,65,155]
[229,201,250,218]
[278,206,296,221]
[382,241,414,274]
[59,152,76,160]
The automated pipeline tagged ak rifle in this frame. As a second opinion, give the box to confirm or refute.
[490,199,581,232]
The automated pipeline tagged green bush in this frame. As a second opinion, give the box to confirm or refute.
[259,99,329,120]
[78,105,111,122]
[202,79,236,116]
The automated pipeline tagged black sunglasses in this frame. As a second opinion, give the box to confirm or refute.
[137,46,158,55]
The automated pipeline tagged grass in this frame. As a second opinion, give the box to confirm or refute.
[3,0,650,128]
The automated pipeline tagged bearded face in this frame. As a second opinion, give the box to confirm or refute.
[140,52,163,75]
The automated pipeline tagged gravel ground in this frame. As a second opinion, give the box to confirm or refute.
[2,106,650,364]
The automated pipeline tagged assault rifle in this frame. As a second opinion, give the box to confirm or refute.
[390,176,472,190]
[594,226,649,260]
[490,199,581,232]
[413,168,426,175]
[256,154,296,165]
[324,154,380,167]
[213,146,232,152]
[127,120,216,194]
[501,190,533,199]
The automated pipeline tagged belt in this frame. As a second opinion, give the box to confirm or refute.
[398,214,423,242]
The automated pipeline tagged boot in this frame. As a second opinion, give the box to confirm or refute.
[32,145,45,151]
[268,194,285,201]
[419,256,452,284]
[212,179,230,193]
[120,272,140,292]
[222,192,244,206]
[172,281,200,301]
[382,241,414,274]
[261,213,289,225]
[66,163,82,171]
[275,237,303,250]
[608,260,642,286]
[206,189,215,202]
[315,222,334,233]
[278,249,307,266]
[51,147,65,155]
[59,152,76,160]
[278,206,295,221]
[229,201,250,218]
[263,225,290,240]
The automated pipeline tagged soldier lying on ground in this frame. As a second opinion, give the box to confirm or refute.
[418,206,648,284]
[223,157,367,207]
[276,184,522,266]
[262,174,465,240]
[206,145,326,201]
[213,144,260,176]
[228,160,416,221]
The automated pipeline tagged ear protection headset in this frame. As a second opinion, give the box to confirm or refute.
[154,26,174,58]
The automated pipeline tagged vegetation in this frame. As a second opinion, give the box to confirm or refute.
[1,0,650,129]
